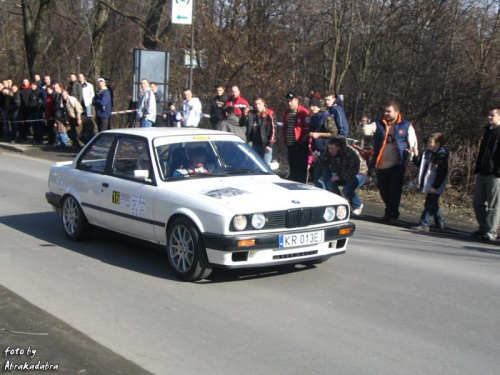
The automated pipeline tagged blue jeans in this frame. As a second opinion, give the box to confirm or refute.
[419,193,445,228]
[325,172,366,209]
[312,166,326,189]
[85,104,92,116]
[252,145,273,165]
[57,132,69,146]
[140,119,153,128]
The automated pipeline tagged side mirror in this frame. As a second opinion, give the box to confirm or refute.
[134,169,151,182]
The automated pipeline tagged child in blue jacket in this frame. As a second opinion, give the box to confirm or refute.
[411,132,449,232]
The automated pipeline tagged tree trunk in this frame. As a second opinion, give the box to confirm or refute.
[21,0,52,78]
[91,0,111,78]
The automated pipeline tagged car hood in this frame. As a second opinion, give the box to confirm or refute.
[167,175,347,213]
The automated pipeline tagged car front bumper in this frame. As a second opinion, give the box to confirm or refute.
[202,222,355,268]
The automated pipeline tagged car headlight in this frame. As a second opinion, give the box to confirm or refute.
[251,213,266,229]
[336,205,348,220]
[233,215,248,231]
[323,206,336,222]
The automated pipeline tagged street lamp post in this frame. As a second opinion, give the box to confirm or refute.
[188,0,196,91]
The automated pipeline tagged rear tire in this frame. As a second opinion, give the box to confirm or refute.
[61,195,92,241]
[167,217,212,281]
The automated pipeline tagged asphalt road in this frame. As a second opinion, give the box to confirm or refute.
[0,149,499,375]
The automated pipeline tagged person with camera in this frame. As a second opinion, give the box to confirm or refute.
[210,84,228,130]
[225,85,249,118]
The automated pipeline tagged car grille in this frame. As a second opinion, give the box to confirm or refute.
[229,207,331,231]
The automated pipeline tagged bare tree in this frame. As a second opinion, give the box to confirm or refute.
[20,0,53,78]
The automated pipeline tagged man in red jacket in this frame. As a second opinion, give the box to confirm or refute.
[225,85,249,118]
[283,92,310,183]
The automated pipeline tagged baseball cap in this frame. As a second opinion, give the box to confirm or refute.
[310,97,322,108]
[97,78,105,83]
[286,92,298,101]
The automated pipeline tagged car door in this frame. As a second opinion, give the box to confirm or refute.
[75,133,116,225]
[99,135,158,241]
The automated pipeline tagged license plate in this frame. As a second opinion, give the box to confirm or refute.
[279,230,324,248]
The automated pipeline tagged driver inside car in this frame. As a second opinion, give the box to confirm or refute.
[173,146,214,177]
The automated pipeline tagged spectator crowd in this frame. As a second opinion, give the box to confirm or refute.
[1,75,499,242]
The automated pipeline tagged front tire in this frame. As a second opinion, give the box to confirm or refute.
[61,195,92,241]
[167,217,212,281]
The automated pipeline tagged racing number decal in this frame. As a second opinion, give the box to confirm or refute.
[112,191,120,204]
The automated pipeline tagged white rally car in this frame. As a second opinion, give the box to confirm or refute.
[46,128,355,281]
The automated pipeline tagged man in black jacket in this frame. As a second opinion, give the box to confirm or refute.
[210,85,228,130]
[472,105,500,241]
[27,81,44,143]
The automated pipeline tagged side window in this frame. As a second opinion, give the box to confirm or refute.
[112,137,152,181]
[78,134,114,173]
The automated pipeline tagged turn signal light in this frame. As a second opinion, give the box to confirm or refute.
[339,228,351,235]
[238,239,256,247]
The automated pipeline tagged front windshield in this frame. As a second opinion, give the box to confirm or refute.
[154,139,273,181]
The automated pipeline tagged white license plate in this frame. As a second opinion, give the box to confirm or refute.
[278,230,324,248]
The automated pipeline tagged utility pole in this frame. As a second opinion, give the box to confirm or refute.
[172,0,196,89]
[188,0,195,91]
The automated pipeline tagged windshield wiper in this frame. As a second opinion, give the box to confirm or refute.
[223,168,265,175]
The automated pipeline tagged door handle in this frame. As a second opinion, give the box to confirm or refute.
[102,183,109,188]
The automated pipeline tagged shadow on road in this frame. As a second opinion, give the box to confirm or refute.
[0,211,319,283]
[0,211,174,280]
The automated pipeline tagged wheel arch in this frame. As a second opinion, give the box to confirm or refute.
[165,209,205,237]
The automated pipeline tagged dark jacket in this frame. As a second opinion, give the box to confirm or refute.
[221,114,247,141]
[246,109,277,149]
[327,104,349,137]
[210,94,228,124]
[13,91,22,112]
[309,110,337,153]
[415,146,449,194]
[93,88,112,119]
[475,125,500,177]
[51,91,64,117]
[321,141,368,182]
[19,85,32,111]
[27,88,44,112]
[67,81,83,104]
